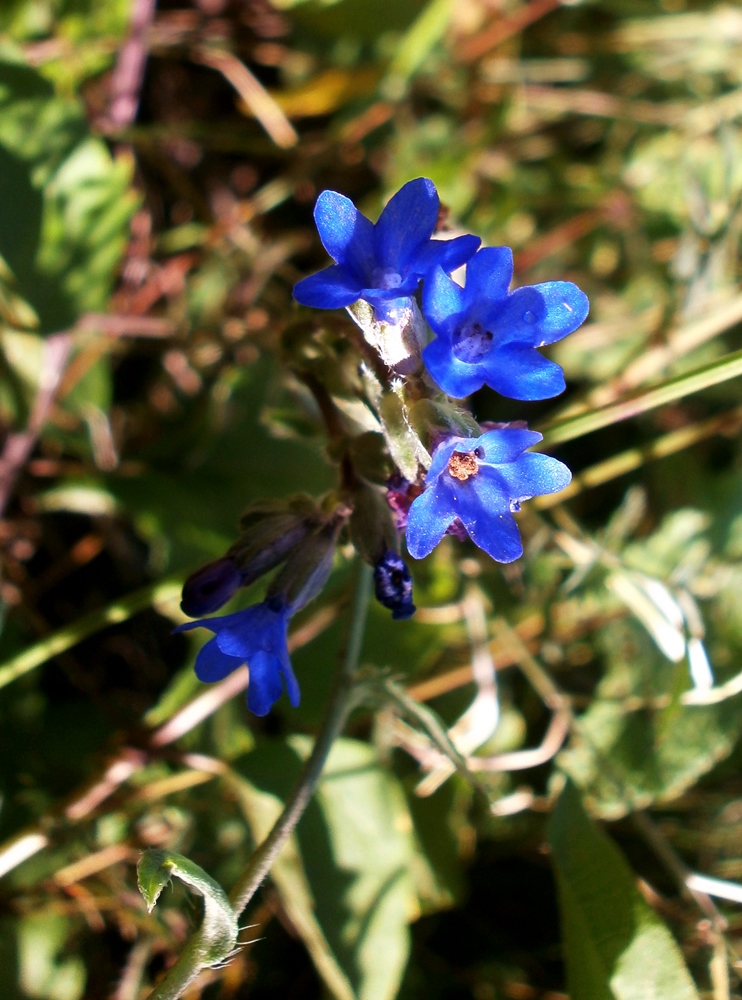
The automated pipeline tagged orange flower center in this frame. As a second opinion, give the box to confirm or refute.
[447,451,479,482]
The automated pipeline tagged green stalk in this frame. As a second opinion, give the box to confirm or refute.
[230,561,372,915]
[0,577,184,691]
[540,347,742,446]
[141,563,372,999]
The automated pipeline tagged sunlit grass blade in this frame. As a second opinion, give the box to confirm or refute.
[540,347,742,446]
[535,405,742,508]
[0,576,184,692]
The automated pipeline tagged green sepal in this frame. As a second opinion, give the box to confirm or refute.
[379,390,430,481]
[408,399,481,444]
[349,431,394,484]
[349,481,399,566]
[238,494,319,530]
[267,515,345,610]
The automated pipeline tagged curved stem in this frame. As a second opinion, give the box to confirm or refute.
[143,562,372,999]
[230,561,372,914]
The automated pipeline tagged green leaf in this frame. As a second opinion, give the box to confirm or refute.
[558,619,742,818]
[136,848,238,967]
[233,737,418,1000]
[0,52,137,332]
[17,913,86,1000]
[548,782,700,1000]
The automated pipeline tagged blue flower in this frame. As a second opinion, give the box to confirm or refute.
[176,599,298,717]
[405,426,571,563]
[373,550,416,620]
[421,247,589,400]
[293,178,480,315]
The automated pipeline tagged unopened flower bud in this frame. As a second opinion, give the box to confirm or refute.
[228,514,313,589]
[373,550,416,620]
[181,557,242,616]
[268,515,346,613]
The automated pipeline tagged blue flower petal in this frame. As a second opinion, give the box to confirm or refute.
[482,286,547,346]
[465,503,523,563]
[215,604,283,656]
[497,452,572,499]
[406,486,457,559]
[481,346,566,400]
[194,636,242,682]
[422,266,465,337]
[529,281,590,345]
[423,336,486,398]
[374,178,439,271]
[313,190,375,281]
[464,246,514,302]
[293,266,362,309]
[246,650,285,716]
[479,427,543,464]
[280,652,301,708]
[413,234,481,278]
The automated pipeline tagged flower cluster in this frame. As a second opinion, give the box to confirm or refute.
[178,178,587,716]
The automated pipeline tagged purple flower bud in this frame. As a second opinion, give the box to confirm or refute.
[181,558,242,617]
[373,550,416,620]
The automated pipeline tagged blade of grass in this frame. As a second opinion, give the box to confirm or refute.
[0,576,184,691]
[539,347,742,446]
[535,405,742,508]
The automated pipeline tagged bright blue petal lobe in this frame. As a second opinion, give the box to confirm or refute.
[464,500,524,563]
[463,247,514,303]
[481,286,547,346]
[528,281,590,345]
[406,485,457,559]
[215,603,285,656]
[423,336,486,398]
[422,266,465,336]
[293,265,362,309]
[194,637,241,682]
[374,178,439,272]
[478,426,543,464]
[481,346,566,400]
[498,451,572,500]
[246,650,285,716]
[313,190,375,281]
[413,234,481,279]
[280,653,301,708]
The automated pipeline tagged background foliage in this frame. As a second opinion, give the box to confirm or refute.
[2,0,742,997]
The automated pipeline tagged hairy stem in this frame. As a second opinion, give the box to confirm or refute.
[230,561,372,914]
[143,563,372,999]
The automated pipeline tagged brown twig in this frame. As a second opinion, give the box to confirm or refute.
[456,0,564,64]
[0,331,72,519]
[106,0,158,130]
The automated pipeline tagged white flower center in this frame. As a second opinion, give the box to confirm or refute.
[372,267,403,290]
[452,321,493,364]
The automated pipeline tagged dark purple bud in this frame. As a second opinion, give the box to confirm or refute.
[373,550,416,620]
[385,473,423,533]
[181,557,242,617]
[445,518,469,542]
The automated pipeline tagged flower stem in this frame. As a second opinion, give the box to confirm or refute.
[143,563,372,999]
[229,560,373,915]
